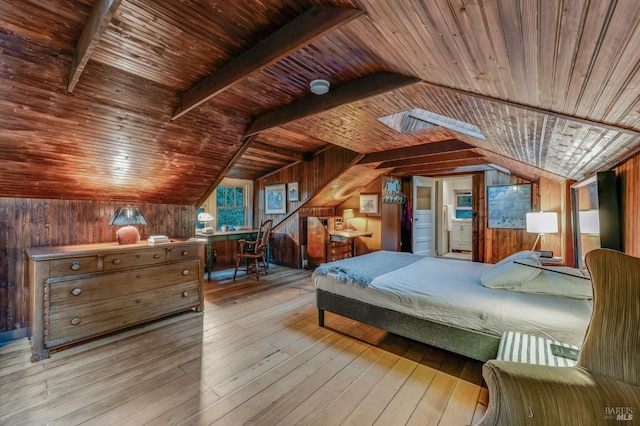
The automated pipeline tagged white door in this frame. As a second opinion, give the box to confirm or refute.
[412,176,435,256]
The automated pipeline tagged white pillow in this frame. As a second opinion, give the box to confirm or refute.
[512,267,593,299]
[481,250,541,288]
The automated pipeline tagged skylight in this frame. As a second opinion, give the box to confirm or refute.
[378,108,486,140]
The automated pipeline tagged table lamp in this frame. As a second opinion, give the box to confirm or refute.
[579,210,600,234]
[526,211,558,251]
[109,206,147,245]
[197,212,214,233]
[343,209,355,229]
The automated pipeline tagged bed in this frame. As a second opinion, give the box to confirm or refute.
[312,251,593,362]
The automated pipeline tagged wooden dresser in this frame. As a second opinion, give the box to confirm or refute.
[326,239,353,262]
[26,240,205,362]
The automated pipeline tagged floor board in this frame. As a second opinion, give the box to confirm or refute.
[0,265,488,425]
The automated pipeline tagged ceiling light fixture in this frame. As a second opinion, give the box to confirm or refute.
[310,79,330,95]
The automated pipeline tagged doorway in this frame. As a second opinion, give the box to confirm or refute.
[437,177,473,261]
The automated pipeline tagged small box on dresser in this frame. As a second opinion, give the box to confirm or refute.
[26,239,205,362]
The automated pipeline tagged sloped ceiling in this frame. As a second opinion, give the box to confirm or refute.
[2,0,640,206]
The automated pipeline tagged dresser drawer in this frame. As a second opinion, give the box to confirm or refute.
[47,280,200,346]
[329,253,352,262]
[328,245,351,255]
[168,243,200,261]
[328,240,350,248]
[48,260,201,310]
[49,256,99,278]
[103,248,167,271]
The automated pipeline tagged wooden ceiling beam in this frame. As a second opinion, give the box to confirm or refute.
[68,0,123,93]
[360,139,472,164]
[195,135,257,206]
[391,158,489,174]
[245,72,421,136]
[172,6,363,120]
[393,164,494,177]
[419,81,640,137]
[375,149,482,169]
[249,142,305,161]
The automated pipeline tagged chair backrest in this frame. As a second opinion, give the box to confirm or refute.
[582,248,640,384]
[254,219,273,253]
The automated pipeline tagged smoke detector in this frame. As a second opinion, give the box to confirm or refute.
[310,79,330,95]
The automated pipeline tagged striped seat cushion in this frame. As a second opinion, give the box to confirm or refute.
[496,331,580,367]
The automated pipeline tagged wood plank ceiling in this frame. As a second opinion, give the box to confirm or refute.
[2,0,640,206]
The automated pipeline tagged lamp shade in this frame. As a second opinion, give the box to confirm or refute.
[579,210,600,234]
[526,211,558,234]
[109,206,147,245]
[197,212,213,222]
[109,206,147,226]
[343,209,355,219]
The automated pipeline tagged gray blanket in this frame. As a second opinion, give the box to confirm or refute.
[312,250,423,286]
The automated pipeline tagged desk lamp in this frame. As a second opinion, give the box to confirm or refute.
[109,206,147,245]
[198,212,214,234]
[343,209,355,229]
[526,211,558,251]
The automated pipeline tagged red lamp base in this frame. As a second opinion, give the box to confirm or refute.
[116,225,141,245]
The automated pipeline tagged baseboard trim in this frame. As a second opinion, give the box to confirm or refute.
[0,327,29,347]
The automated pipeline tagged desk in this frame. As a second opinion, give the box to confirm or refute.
[196,230,258,280]
[328,230,374,257]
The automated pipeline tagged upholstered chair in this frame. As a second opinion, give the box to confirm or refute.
[477,248,640,425]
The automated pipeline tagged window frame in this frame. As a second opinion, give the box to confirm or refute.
[454,190,472,219]
[200,178,253,229]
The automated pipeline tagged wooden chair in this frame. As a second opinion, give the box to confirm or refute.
[233,219,273,281]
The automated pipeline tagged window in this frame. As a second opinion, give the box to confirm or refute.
[455,190,472,219]
[200,178,253,229]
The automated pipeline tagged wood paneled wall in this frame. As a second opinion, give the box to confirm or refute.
[616,153,640,257]
[0,198,195,334]
[255,146,360,267]
[476,171,566,264]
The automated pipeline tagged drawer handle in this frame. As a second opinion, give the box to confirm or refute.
[71,261,80,271]
[154,254,161,259]
[182,291,189,297]
[71,317,81,326]
[182,269,189,276]
[181,251,188,256]
[112,259,121,265]
[71,288,82,296]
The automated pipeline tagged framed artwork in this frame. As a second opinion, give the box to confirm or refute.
[359,193,379,214]
[287,182,299,202]
[487,184,531,229]
[265,184,286,214]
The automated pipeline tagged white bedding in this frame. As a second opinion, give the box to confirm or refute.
[313,256,593,346]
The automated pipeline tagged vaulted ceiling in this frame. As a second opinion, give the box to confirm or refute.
[2,0,640,206]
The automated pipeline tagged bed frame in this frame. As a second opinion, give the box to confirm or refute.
[317,289,500,362]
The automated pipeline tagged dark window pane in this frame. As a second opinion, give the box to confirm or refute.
[235,187,244,206]
[455,209,473,219]
[218,208,245,227]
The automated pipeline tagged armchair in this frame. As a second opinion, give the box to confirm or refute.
[478,249,640,425]
[233,219,273,281]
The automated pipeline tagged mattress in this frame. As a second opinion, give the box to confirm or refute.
[313,256,593,346]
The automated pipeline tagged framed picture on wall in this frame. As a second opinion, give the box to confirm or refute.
[265,184,286,214]
[487,184,531,229]
[359,193,379,214]
[287,182,299,202]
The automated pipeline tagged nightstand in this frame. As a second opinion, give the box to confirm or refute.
[496,331,580,367]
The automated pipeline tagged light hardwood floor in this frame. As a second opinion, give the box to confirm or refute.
[0,265,488,425]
